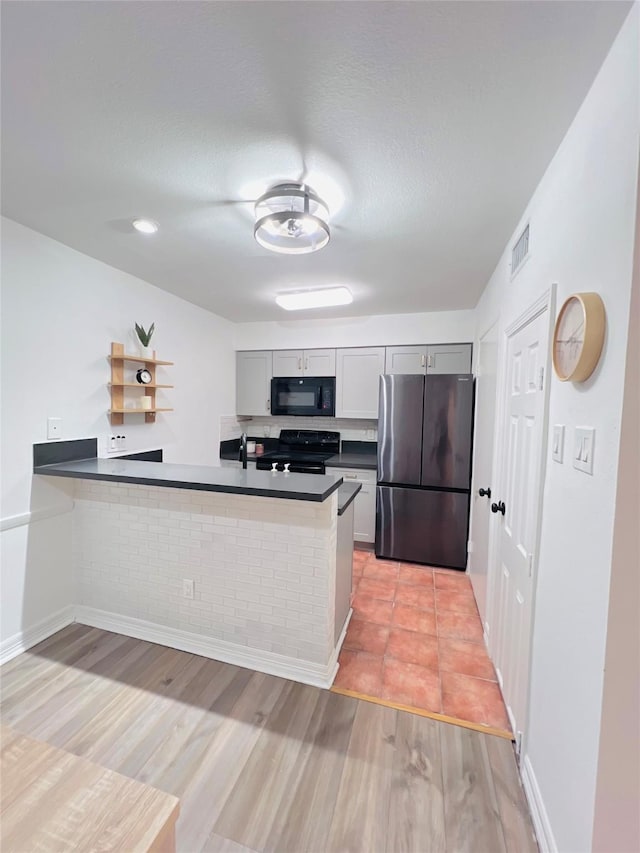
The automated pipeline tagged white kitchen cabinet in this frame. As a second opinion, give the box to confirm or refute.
[304,348,336,376]
[272,349,336,377]
[385,345,428,374]
[328,467,377,543]
[272,350,303,377]
[336,347,385,419]
[426,343,472,374]
[385,344,472,374]
[236,351,272,416]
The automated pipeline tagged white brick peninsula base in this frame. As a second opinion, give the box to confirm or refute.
[73,481,345,687]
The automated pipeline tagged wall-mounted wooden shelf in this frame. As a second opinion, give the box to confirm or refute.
[109,408,174,415]
[108,383,174,389]
[109,342,174,425]
[108,354,174,366]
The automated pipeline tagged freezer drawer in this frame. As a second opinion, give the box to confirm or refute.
[375,485,470,569]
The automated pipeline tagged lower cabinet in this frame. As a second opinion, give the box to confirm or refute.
[327,467,376,543]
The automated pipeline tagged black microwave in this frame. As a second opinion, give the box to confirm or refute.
[270,376,336,417]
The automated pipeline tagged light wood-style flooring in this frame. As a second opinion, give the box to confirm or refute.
[0,624,538,853]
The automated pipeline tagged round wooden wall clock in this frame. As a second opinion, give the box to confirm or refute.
[552,292,606,382]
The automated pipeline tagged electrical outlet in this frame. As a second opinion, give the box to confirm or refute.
[47,417,62,440]
[182,579,195,599]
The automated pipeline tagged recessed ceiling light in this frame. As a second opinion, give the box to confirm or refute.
[132,218,159,234]
[275,287,353,311]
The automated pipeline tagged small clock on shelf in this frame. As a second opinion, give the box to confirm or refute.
[552,292,606,382]
[136,368,153,385]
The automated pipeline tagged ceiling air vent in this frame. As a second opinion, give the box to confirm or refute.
[511,223,530,277]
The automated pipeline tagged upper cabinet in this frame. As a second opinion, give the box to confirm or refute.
[272,349,336,377]
[426,343,472,374]
[385,345,427,374]
[336,347,385,419]
[237,344,472,417]
[236,351,273,416]
[384,343,472,375]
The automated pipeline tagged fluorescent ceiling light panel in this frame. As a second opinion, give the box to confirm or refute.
[276,287,353,311]
[132,218,159,234]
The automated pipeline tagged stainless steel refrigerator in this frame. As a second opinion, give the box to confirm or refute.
[375,373,474,569]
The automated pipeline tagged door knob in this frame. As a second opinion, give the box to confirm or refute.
[491,501,506,516]
[478,487,491,498]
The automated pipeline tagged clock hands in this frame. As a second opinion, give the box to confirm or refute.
[557,320,585,346]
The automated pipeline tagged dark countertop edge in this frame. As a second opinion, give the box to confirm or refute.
[337,482,362,516]
[33,463,342,503]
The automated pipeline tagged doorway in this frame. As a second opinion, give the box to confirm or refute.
[486,288,554,749]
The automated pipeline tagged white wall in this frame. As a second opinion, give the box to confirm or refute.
[591,168,640,853]
[0,217,235,651]
[234,309,475,351]
[471,9,639,852]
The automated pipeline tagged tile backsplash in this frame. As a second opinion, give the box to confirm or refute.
[220,415,377,443]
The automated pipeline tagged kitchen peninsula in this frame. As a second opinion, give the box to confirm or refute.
[34,440,360,687]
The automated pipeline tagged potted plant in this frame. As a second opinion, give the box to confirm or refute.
[135,322,155,359]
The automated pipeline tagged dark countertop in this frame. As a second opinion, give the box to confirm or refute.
[219,438,377,471]
[337,481,362,516]
[34,458,343,503]
[325,452,377,470]
[220,451,261,464]
[219,451,377,470]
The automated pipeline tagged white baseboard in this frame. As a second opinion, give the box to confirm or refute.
[0,606,75,665]
[75,606,339,689]
[0,502,73,533]
[522,754,558,853]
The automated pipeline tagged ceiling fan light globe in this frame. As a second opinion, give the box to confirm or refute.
[253,183,330,254]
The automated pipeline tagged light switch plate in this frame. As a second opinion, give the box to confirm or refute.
[552,425,565,463]
[574,427,595,474]
[47,417,62,440]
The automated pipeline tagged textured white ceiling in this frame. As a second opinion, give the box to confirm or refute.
[1,1,631,321]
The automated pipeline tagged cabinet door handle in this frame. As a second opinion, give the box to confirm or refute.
[298,358,302,370]
[305,359,309,371]
[345,473,358,479]
[421,354,426,367]
[266,398,270,410]
[427,354,433,369]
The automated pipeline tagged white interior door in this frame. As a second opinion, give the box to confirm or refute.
[490,297,551,745]
[468,319,498,624]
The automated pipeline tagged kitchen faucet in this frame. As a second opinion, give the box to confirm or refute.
[239,432,248,470]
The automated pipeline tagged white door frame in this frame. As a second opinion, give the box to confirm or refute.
[486,284,556,752]
[468,315,499,628]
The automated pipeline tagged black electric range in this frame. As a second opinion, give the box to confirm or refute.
[256,429,340,474]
